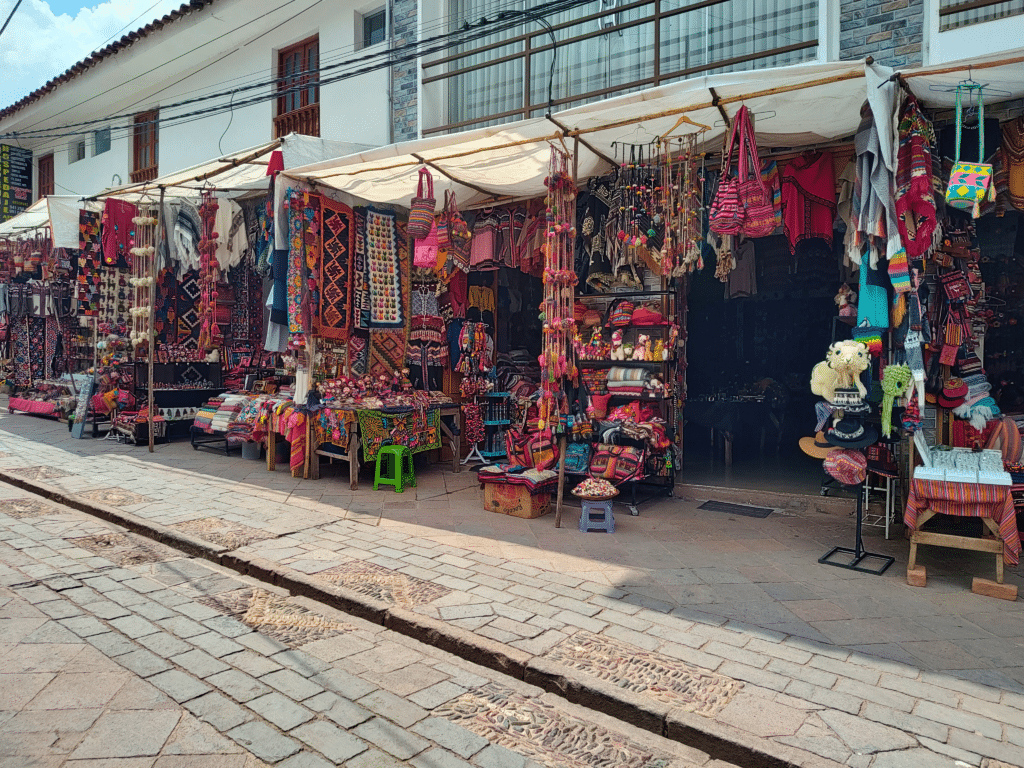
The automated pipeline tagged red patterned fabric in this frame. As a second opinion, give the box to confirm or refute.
[8,398,57,416]
[904,478,1020,565]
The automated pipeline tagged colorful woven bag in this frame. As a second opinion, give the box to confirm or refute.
[413,214,439,268]
[709,115,745,235]
[945,86,995,218]
[408,167,436,239]
[735,106,776,238]
[607,299,634,327]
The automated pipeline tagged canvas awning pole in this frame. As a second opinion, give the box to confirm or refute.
[898,52,1024,79]
[150,187,167,453]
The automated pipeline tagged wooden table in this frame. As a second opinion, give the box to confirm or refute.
[904,478,1020,585]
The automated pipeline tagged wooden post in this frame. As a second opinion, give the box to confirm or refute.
[554,435,567,528]
[149,188,165,453]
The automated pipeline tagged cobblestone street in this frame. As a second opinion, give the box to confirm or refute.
[1,410,1022,767]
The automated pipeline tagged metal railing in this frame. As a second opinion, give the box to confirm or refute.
[422,0,818,135]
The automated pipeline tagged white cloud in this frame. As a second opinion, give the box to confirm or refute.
[0,0,186,108]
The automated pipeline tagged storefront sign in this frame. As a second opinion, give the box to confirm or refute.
[0,145,33,222]
[71,375,95,439]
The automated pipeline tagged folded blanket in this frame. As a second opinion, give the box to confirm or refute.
[607,366,649,382]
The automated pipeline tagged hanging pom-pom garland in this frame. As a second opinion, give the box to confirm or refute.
[197,190,220,352]
[538,147,578,429]
[129,207,158,354]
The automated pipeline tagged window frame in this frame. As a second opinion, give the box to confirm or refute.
[93,127,111,157]
[362,7,387,49]
[276,35,320,118]
[69,138,86,164]
[132,110,159,182]
[37,154,54,199]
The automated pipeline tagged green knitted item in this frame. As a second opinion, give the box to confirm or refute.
[881,364,912,438]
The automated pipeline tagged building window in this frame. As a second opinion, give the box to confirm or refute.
[37,154,54,199]
[939,0,1023,30]
[363,8,387,48]
[94,127,111,156]
[132,110,159,183]
[69,138,86,164]
[275,36,320,138]
[425,0,820,134]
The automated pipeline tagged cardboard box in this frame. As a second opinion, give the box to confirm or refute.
[483,482,552,519]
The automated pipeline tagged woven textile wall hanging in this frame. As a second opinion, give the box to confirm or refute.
[366,207,404,329]
[78,210,102,316]
[318,197,355,340]
[196,191,220,351]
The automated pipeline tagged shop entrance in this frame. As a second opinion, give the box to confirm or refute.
[681,233,847,495]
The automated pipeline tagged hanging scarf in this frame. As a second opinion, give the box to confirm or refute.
[880,364,911,438]
[780,152,836,255]
[894,96,938,260]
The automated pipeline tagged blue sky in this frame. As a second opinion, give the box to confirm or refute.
[1,0,182,108]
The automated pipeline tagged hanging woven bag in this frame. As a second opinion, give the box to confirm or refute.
[413,214,440,268]
[945,86,995,218]
[709,112,745,235]
[736,106,777,238]
[408,167,436,239]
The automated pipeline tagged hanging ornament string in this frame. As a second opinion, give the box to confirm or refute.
[538,145,578,430]
[197,190,220,352]
[129,206,158,354]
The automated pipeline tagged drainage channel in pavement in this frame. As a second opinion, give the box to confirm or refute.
[0,483,730,768]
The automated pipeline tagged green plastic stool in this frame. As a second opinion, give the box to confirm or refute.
[374,445,416,492]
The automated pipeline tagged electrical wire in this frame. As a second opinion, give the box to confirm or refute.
[2,0,591,143]
[0,0,25,40]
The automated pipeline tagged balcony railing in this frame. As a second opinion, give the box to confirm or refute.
[274,104,320,138]
[130,166,158,183]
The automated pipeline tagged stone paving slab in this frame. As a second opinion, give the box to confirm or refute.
[1,413,1023,768]
[0,480,717,768]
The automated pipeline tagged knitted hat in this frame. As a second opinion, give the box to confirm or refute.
[937,377,968,408]
[823,449,867,486]
[887,249,911,294]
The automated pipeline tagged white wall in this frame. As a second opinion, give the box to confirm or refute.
[5,0,391,199]
[924,0,1024,65]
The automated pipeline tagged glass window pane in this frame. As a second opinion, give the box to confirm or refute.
[939,0,1022,30]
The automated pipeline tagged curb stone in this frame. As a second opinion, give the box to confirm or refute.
[0,467,875,768]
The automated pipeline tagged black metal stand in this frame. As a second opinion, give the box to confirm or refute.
[818,480,895,575]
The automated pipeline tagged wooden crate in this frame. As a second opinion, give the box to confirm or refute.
[483,482,552,519]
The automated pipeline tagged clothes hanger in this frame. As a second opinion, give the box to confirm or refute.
[927,68,1011,99]
[610,124,659,159]
[658,114,711,142]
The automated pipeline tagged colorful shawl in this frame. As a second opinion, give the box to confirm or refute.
[101,198,138,268]
[357,407,441,462]
[894,96,938,260]
[781,152,836,255]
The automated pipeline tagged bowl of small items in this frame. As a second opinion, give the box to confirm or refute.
[572,478,619,501]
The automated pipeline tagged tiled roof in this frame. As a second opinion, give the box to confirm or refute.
[0,0,217,122]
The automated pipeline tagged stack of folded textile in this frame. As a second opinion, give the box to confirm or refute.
[606,366,650,396]
[208,393,252,436]
[193,398,223,432]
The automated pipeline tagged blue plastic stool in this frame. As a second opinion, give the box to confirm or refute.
[579,498,615,533]
[374,445,416,492]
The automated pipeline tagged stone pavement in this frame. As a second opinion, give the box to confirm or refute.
[0,410,1023,767]
[0,483,711,768]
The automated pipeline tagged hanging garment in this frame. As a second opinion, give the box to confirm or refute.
[781,151,836,255]
[727,238,757,299]
[215,199,249,272]
[174,201,202,278]
[894,95,938,260]
[1002,116,1024,211]
[101,198,138,268]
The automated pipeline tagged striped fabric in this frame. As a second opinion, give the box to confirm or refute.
[904,478,1020,565]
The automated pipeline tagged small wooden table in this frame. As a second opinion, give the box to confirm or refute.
[908,508,1006,583]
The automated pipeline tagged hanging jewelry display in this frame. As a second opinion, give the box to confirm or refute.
[197,191,220,352]
[129,206,158,355]
[538,146,578,430]
[667,135,703,276]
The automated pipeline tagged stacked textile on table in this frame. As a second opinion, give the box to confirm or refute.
[477,465,559,492]
[208,393,253,440]
[606,366,650,395]
[193,398,223,432]
[496,349,540,397]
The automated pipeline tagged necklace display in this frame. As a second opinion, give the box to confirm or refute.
[539,147,578,430]
[664,135,703,276]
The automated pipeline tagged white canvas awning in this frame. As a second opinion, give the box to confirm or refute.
[900,48,1024,109]
[0,198,50,238]
[94,134,375,202]
[282,59,872,212]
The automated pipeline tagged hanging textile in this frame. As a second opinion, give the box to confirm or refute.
[352,208,369,329]
[78,209,103,316]
[101,198,138,268]
[894,95,938,260]
[214,199,249,272]
[13,318,30,386]
[173,200,202,277]
[366,207,403,329]
[285,190,320,337]
[317,197,355,340]
[176,270,202,350]
[368,329,406,375]
[230,265,263,345]
[28,316,46,382]
[197,191,220,351]
[780,152,836,255]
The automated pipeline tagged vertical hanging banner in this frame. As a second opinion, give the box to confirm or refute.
[0,145,32,223]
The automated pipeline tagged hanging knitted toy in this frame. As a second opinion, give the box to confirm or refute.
[880,364,912,438]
